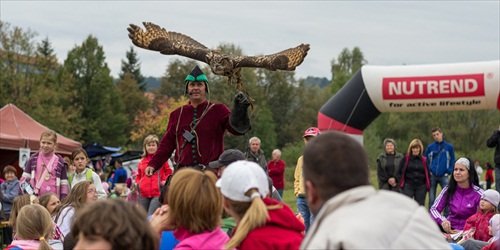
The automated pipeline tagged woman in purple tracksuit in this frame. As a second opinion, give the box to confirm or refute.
[430,157,483,234]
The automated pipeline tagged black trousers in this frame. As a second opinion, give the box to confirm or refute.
[401,182,427,206]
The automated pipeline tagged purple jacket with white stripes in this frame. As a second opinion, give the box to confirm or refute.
[430,183,483,230]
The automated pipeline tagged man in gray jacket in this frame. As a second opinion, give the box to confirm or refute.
[300,131,451,249]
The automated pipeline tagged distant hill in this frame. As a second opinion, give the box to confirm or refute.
[141,75,330,92]
[144,76,161,91]
[303,76,330,88]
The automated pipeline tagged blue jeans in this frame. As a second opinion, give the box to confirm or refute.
[297,196,314,233]
[429,174,449,209]
[277,189,283,198]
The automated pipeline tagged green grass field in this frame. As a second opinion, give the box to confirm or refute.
[279,165,466,211]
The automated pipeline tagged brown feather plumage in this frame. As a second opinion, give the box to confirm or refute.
[127,22,310,99]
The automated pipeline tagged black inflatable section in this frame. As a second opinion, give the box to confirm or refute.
[319,69,381,131]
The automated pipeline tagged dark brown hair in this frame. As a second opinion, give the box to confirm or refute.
[3,165,17,175]
[71,199,158,250]
[71,148,89,161]
[303,131,369,200]
[431,127,442,133]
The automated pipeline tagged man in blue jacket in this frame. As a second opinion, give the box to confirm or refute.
[425,127,455,209]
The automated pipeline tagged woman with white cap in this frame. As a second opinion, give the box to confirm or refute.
[217,160,304,249]
[430,157,484,234]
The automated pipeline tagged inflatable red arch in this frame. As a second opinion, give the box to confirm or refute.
[318,60,500,142]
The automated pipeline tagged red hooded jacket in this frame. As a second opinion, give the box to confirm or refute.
[236,197,305,249]
[136,154,172,198]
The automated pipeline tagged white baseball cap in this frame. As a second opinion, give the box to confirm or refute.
[216,160,269,202]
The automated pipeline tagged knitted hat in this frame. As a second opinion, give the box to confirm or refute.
[216,160,269,202]
[303,127,320,138]
[185,66,209,94]
[482,189,500,208]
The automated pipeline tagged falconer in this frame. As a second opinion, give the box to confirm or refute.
[145,66,251,176]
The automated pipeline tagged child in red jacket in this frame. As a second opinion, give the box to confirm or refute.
[217,161,304,250]
[463,189,500,242]
[486,162,494,190]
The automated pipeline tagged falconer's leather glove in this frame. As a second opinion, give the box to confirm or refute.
[229,92,251,134]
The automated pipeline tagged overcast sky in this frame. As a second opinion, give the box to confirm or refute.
[2,1,499,80]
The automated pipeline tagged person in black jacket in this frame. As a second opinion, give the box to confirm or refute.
[487,126,500,193]
[377,138,404,191]
[397,139,430,206]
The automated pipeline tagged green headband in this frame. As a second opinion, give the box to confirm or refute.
[185,74,208,83]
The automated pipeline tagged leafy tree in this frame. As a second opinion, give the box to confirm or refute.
[330,47,368,94]
[237,102,277,156]
[31,38,83,139]
[119,46,146,91]
[0,22,81,139]
[116,71,150,145]
[304,76,330,88]
[254,69,298,148]
[0,21,38,108]
[130,96,188,144]
[285,82,331,143]
[156,59,199,99]
[62,35,128,146]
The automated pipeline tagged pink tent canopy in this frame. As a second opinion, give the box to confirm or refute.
[0,103,82,155]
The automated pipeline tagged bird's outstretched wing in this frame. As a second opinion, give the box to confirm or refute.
[232,44,310,71]
[127,22,211,64]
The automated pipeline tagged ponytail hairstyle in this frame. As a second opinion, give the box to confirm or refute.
[15,204,53,250]
[224,188,281,249]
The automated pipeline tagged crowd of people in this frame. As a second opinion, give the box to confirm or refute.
[376,126,500,249]
[1,66,499,250]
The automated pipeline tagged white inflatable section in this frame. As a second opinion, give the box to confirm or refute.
[348,134,364,145]
[362,60,499,112]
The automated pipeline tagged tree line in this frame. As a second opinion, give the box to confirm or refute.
[1,21,498,171]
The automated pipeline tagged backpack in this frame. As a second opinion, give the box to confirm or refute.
[68,169,93,187]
